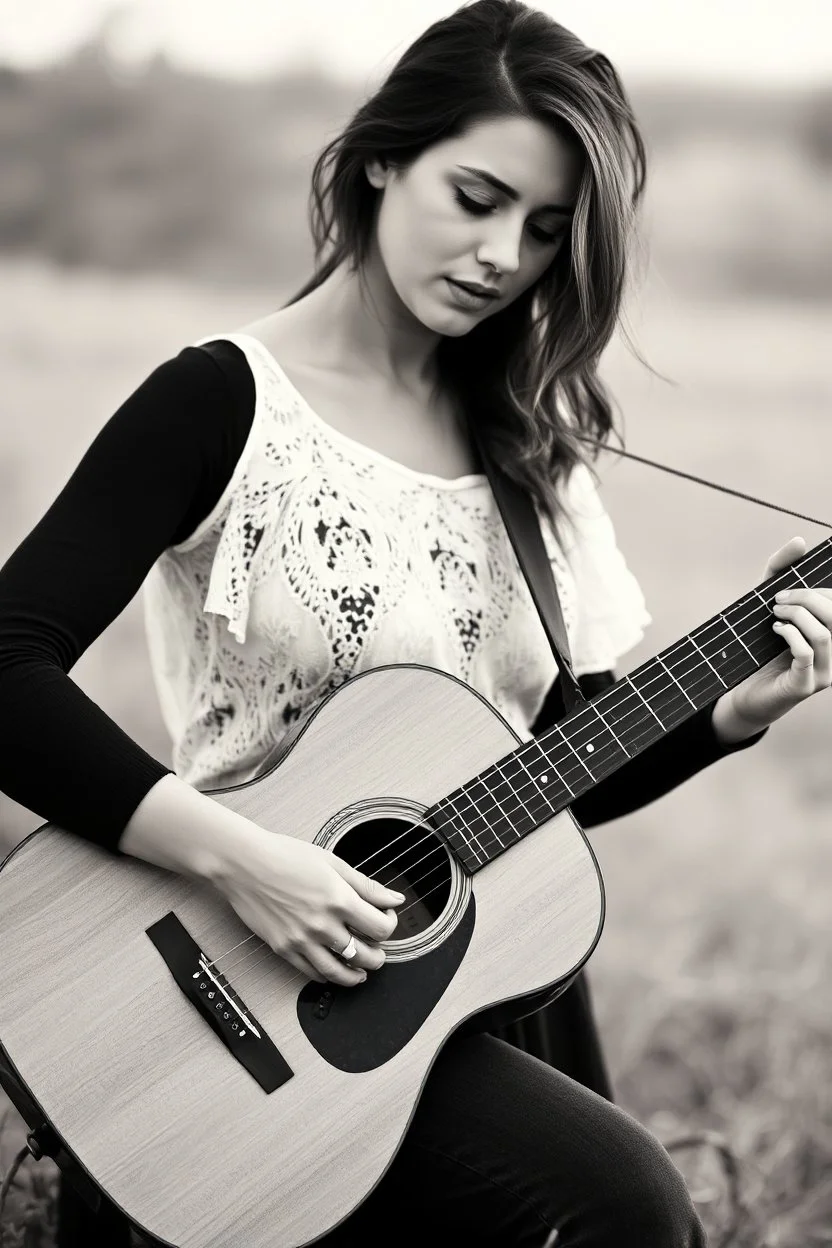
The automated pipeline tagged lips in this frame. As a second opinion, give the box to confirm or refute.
[448,279,499,300]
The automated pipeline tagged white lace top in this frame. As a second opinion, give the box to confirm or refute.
[142,331,651,791]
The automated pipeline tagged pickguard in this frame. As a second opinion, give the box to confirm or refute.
[297,896,476,1072]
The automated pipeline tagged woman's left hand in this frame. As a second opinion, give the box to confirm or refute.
[712,536,832,745]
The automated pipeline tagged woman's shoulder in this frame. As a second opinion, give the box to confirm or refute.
[178,336,255,412]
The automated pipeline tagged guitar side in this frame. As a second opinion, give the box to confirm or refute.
[0,664,604,1247]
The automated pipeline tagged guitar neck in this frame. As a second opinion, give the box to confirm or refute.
[431,535,832,873]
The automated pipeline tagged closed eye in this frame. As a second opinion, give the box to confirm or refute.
[452,187,565,245]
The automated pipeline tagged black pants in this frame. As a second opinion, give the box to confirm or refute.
[57,1032,705,1248]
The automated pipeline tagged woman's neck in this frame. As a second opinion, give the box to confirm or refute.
[280,257,442,396]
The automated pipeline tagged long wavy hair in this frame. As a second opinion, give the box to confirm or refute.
[282,0,647,530]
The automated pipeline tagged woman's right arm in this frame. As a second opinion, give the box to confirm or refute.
[0,344,248,853]
[0,341,402,984]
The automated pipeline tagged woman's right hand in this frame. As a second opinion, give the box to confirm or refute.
[211,831,406,987]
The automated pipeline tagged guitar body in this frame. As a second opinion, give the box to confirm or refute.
[0,664,604,1247]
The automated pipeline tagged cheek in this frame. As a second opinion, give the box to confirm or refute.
[378,190,464,291]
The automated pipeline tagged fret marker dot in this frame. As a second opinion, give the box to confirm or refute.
[721,651,727,660]
[540,773,548,784]
[586,743,595,754]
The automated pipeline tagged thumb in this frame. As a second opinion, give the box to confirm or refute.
[334,860,406,909]
[764,535,806,580]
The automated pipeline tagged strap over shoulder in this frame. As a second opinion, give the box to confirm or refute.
[467,423,585,716]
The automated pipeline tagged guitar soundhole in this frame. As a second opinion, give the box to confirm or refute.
[333,817,452,941]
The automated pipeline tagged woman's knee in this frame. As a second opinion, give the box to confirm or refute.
[566,1111,707,1248]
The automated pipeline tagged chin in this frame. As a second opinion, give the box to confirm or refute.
[405,298,472,338]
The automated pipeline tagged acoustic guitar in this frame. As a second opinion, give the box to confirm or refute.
[1,535,829,1247]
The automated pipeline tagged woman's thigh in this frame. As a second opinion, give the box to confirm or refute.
[322,1032,706,1248]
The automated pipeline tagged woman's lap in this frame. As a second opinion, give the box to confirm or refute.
[321,1031,706,1247]
[57,1031,706,1247]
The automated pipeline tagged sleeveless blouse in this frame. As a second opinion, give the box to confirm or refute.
[142,332,651,791]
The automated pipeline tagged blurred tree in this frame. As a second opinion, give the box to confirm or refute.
[0,29,827,298]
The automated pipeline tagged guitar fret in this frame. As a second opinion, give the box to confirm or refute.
[466,777,535,844]
[596,680,655,742]
[552,722,596,781]
[432,794,486,869]
[719,611,755,662]
[696,617,751,682]
[586,702,632,760]
[429,809,481,873]
[688,633,728,689]
[655,654,697,708]
[443,790,490,862]
[426,539,832,877]
[659,638,725,714]
[623,674,666,731]
[498,753,558,825]
[526,737,575,799]
[490,774,538,837]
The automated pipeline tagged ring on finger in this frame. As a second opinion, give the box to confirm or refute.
[330,935,358,963]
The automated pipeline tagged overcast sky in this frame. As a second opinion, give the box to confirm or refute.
[0,0,830,86]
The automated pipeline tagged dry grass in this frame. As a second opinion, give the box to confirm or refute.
[0,259,830,1246]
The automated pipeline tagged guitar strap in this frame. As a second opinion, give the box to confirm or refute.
[469,425,586,716]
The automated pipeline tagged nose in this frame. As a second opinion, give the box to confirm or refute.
[475,210,524,277]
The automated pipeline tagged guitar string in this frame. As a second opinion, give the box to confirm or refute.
[324,541,832,933]
[304,542,832,884]
[219,625,786,991]
[219,613,808,997]
[211,617,766,983]
[343,539,832,877]
[211,544,832,984]
[211,546,832,993]
[216,542,832,991]
[223,534,832,918]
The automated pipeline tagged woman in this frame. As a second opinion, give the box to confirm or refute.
[0,2,829,1244]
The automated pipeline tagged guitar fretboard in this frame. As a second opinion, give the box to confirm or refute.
[429,536,832,872]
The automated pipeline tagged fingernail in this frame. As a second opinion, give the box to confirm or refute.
[775,591,791,602]
[391,891,405,902]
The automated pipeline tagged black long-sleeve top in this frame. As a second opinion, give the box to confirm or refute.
[0,339,764,857]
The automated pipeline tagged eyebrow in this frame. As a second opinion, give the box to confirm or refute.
[455,165,574,215]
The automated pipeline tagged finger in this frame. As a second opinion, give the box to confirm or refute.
[343,897,400,943]
[327,930,386,973]
[772,601,832,637]
[772,604,831,683]
[335,860,406,911]
[334,867,404,941]
[281,949,327,984]
[772,620,816,693]
[771,588,832,626]
[764,536,806,579]
[306,945,368,988]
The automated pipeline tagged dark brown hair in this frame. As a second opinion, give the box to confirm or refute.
[283,0,647,528]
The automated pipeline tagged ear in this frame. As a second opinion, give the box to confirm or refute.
[365,156,389,190]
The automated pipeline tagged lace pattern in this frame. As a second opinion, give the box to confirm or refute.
[142,332,650,790]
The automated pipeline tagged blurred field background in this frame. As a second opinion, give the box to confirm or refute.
[0,13,831,1246]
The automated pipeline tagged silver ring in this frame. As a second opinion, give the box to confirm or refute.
[332,935,358,962]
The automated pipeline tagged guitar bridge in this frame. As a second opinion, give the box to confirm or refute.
[147,911,293,1093]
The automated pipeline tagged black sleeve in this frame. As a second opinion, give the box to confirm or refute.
[0,340,254,855]
[531,670,767,830]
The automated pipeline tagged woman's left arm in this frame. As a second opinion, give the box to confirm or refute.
[553,536,832,830]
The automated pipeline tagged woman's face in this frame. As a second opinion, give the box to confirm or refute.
[365,114,583,337]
